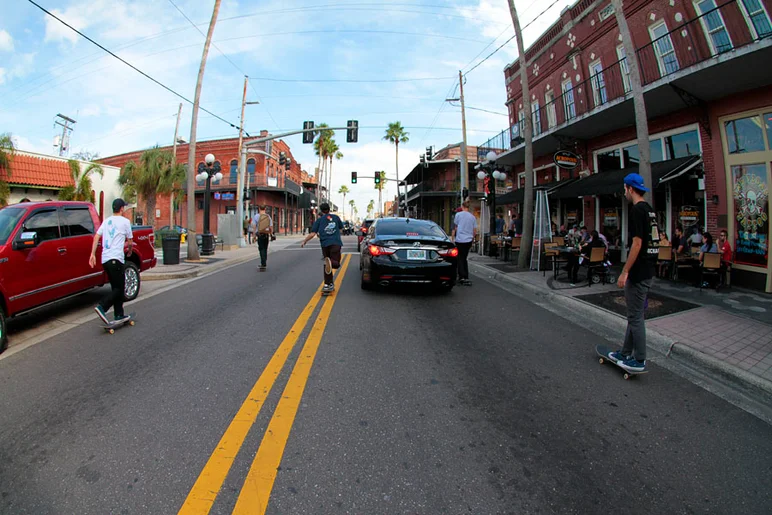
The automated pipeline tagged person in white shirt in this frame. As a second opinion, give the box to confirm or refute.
[89,198,133,323]
[451,200,478,286]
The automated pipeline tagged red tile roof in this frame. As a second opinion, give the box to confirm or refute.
[0,152,73,189]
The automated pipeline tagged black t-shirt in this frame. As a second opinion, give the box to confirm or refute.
[671,235,681,252]
[628,201,659,283]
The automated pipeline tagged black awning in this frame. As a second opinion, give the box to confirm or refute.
[551,156,700,199]
[496,178,579,205]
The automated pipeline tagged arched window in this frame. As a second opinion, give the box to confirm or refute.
[213,161,221,184]
[196,163,205,186]
[247,158,256,181]
[230,159,238,184]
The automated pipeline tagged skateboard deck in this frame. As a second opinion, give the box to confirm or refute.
[595,344,648,380]
[321,288,334,296]
[101,312,137,334]
[258,265,266,272]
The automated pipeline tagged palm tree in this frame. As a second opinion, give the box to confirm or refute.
[328,143,343,204]
[119,147,177,227]
[59,159,104,201]
[338,185,350,215]
[348,198,355,220]
[374,171,387,218]
[314,123,333,201]
[0,133,16,207]
[157,159,187,226]
[367,199,374,217]
[383,122,409,216]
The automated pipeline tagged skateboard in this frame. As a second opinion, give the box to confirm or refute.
[595,344,648,380]
[101,312,136,335]
[321,287,335,297]
[258,265,266,272]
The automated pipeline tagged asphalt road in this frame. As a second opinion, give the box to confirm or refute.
[1,236,770,514]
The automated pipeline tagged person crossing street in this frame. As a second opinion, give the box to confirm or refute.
[300,203,344,293]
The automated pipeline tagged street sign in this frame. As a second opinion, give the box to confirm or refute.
[554,150,580,169]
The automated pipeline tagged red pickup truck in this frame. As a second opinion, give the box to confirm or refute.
[0,201,157,352]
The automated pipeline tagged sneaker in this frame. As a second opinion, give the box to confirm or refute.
[459,279,472,286]
[114,314,129,323]
[94,306,109,324]
[324,257,332,275]
[608,350,630,363]
[323,283,335,292]
[619,356,646,372]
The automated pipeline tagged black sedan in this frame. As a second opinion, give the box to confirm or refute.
[360,218,458,292]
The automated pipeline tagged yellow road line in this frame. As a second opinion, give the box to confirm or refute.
[232,255,351,515]
[179,279,329,514]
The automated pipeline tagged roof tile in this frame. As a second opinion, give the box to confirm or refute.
[0,153,73,189]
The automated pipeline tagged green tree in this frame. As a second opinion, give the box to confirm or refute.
[348,198,355,220]
[0,133,16,207]
[367,199,374,217]
[383,121,409,216]
[338,185,350,214]
[118,147,178,226]
[374,171,386,218]
[58,159,104,202]
[313,123,334,202]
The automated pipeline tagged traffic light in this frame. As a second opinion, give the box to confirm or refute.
[426,146,432,161]
[303,121,314,144]
[285,158,291,171]
[351,171,358,184]
[279,152,286,165]
[374,171,381,185]
[347,120,359,143]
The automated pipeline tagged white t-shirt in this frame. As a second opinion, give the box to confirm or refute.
[453,210,477,244]
[97,215,133,264]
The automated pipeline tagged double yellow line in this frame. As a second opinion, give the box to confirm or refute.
[179,255,351,515]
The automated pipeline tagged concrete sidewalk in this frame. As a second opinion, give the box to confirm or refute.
[145,235,305,280]
[468,253,772,396]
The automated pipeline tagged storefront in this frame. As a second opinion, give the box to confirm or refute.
[720,108,772,292]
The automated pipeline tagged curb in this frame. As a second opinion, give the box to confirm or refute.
[469,261,772,398]
[143,252,260,281]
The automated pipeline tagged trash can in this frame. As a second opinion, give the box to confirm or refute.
[162,235,181,265]
[200,233,215,256]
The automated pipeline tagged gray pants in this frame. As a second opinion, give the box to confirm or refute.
[623,278,652,361]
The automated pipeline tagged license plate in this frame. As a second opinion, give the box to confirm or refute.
[406,249,426,260]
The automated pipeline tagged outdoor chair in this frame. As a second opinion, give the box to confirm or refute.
[700,252,721,291]
[586,247,608,287]
[510,237,521,262]
[657,246,673,280]
[672,253,693,282]
[543,243,559,277]
[552,236,565,246]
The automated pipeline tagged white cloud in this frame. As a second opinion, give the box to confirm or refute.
[12,135,52,154]
[0,30,13,52]
[44,8,88,44]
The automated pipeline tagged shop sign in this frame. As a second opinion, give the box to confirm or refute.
[268,177,278,187]
[603,208,618,226]
[679,206,699,226]
[222,193,235,200]
[566,210,578,223]
[554,150,580,169]
[732,165,769,267]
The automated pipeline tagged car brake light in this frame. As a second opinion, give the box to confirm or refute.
[368,245,395,256]
[439,248,459,257]
[362,227,368,233]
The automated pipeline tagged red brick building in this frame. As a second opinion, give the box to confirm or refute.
[484,0,772,291]
[99,131,318,235]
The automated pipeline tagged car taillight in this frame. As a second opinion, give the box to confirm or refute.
[368,245,395,256]
[149,234,155,246]
[362,227,368,233]
[439,248,459,258]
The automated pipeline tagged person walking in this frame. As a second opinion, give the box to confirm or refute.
[451,200,477,286]
[253,205,273,270]
[89,198,133,324]
[300,203,344,293]
[609,173,659,372]
[243,215,251,245]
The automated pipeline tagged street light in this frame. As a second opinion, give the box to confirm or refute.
[196,153,223,256]
[477,151,508,257]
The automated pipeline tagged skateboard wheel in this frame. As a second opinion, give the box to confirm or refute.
[599,357,605,364]
[623,373,631,380]
[129,320,135,326]
[109,329,115,335]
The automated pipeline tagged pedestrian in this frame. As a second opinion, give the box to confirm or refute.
[300,203,344,293]
[243,215,251,245]
[495,214,505,235]
[451,199,477,286]
[513,213,523,237]
[609,173,659,372]
[253,205,273,270]
[89,198,133,324]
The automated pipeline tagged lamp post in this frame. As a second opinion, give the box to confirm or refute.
[476,150,507,257]
[196,153,223,255]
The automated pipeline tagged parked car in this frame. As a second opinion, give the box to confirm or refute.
[0,201,157,352]
[359,217,458,292]
[356,218,375,252]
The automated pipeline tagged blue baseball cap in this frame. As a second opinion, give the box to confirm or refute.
[623,173,649,192]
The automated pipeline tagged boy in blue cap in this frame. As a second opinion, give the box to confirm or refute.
[609,173,660,372]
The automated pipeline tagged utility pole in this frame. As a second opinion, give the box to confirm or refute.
[236,76,249,247]
[53,114,76,157]
[458,70,469,204]
[170,102,183,227]
[186,0,222,261]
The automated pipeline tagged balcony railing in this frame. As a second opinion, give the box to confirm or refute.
[487,0,771,150]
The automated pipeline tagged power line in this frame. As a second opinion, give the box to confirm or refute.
[448,103,508,116]
[248,75,457,84]
[25,0,245,134]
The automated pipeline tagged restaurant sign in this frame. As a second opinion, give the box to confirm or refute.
[566,210,578,223]
[554,150,580,169]
[679,206,699,227]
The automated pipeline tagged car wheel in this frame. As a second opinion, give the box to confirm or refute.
[124,261,141,301]
[0,306,7,354]
[360,269,372,290]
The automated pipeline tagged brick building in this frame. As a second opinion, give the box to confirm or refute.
[481,0,772,291]
[99,132,318,236]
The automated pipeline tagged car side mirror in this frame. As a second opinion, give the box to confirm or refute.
[13,231,39,250]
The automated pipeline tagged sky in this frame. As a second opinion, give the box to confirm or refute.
[0,0,575,216]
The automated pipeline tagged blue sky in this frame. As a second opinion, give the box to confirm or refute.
[0,0,574,212]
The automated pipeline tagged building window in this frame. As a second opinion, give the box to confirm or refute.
[212,161,221,184]
[598,149,622,172]
[589,60,607,107]
[545,90,557,128]
[562,80,576,120]
[725,116,766,153]
[739,0,772,39]
[649,21,680,76]
[532,101,541,136]
[598,3,614,22]
[196,162,205,186]
[695,0,733,55]
[731,163,769,267]
[765,112,772,147]
[665,129,701,159]
[247,158,256,181]
[518,109,525,137]
[617,45,631,93]
[229,159,238,184]
[622,140,665,167]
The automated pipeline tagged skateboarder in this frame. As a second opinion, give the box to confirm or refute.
[300,203,344,293]
[253,205,273,269]
[89,198,133,324]
[609,173,659,372]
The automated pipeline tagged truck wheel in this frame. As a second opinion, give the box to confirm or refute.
[124,262,141,302]
[0,307,8,354]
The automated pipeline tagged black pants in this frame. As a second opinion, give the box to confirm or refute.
[99,259,125,317]
[456,241,473,280]
[257,233,270,266]
[322,245,342,284]
[567,254,581,283]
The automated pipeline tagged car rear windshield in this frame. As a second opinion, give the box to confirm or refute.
[375,221,446,238]
[0,207,24,245]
